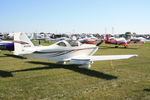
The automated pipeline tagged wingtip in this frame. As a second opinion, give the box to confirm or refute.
[132,54,138,58]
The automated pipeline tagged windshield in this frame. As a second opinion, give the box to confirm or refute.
[68,41,81,47]
[56,42,67,47]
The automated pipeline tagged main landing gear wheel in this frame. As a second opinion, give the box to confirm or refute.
[124,45,128,48]
[115,46,118,48]
[56,61,67,64]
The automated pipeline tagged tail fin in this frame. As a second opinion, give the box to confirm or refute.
[105,35,110,41]
[14,32,34,55]
[105,34,110,42]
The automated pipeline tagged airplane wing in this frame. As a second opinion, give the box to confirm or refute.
[70,55,138,64]
[89,55,138,61]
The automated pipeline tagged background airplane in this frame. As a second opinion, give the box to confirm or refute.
[0,39,13,50]
[130,36,146,43]
[104,35,144,48]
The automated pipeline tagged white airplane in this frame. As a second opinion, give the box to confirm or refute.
[130,36,146,43]
[13,32,138,68]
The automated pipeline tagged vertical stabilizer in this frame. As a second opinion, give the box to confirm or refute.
[14,32,34,55]
[105,35,110,42]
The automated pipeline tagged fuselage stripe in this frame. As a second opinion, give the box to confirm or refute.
[33,47,96,57]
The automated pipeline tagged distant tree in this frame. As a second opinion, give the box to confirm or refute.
[133,32,136,34]
[125,32,132,35]
[40,32,45,34]
[133,32,136,36]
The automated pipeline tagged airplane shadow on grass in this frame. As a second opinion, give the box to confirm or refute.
[143,89,150,92]
[0,70,13,77]
[0,61,118,80]
[10,61,118,80]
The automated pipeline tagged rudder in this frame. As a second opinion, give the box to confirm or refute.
[13,32,34,55]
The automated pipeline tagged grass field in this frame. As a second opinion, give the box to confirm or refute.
[0,41,150,100]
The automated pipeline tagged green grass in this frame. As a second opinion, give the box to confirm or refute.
[0,41,150,100]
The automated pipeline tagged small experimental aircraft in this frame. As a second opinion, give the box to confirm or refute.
[80,34,98,44]
[13,32,138,68]
[130,36,146,43]
[104,35,144,48]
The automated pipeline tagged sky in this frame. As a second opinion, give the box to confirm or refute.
[0,0,150,34]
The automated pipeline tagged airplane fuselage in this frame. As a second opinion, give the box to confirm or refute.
[20,41,98,62]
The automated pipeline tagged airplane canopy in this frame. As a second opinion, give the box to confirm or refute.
[56,40,81,47]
